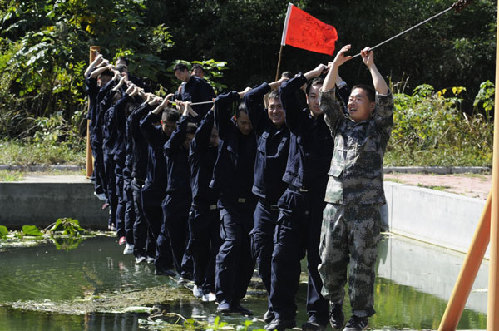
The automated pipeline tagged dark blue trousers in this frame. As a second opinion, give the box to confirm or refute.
[269,188,329,323]
[252,199,279,296]
[215,200,256,306]
[90,132,106,197]
[103,152,117,229]
[189,202,221,293]
[161,192,192,275]
[132,180,155,258]
[115,163,126,238]
[141,186,173,272]
[123,178,135,244]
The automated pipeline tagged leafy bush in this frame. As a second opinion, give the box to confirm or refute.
[386,83,493,166]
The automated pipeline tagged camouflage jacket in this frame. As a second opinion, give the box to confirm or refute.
[320,89,394,205]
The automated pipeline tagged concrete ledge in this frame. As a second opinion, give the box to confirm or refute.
[383,181,488,258]
[0,178,108,230]
[0,175,489,254]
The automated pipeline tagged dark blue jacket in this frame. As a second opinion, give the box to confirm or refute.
[127,102,152,183]
[102,90,127,156]
[175,76,216,121]
[210,91,257,204]
[95,80,117,147]
[244,83,290,203]
[189,110,219,205]
[163,115,191,195]
[280,74,334,193]
[140,111,167,193]
[85,76,99,123]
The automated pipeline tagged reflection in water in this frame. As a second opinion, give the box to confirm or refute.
[0,235,487,330]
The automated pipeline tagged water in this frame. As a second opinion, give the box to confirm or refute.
[0,234,488,330]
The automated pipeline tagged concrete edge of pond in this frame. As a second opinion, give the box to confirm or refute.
[383,181,488,259]
[0,175,489,258]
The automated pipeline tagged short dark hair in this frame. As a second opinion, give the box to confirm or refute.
[174,63,189,72]
[116,56,129,66]
[352,84,376,102]
[306,77,324,95]
[162,108,180,122]
[268,90,280,100]
[186,122,198,134]
[236,102,249,118]
[191,64,204,73]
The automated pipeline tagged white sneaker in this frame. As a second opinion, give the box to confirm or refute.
[123,244,134,255]
[192,285,203,298]
[201,292,216,302]
[135,255,146,264]
[146,256,155,264]
[94,192,107,201]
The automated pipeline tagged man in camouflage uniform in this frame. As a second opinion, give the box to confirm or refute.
[318,45,393,331]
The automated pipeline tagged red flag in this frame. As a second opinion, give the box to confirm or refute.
[281,3,338,56]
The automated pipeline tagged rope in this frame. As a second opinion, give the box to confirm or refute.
[352,0,474,58]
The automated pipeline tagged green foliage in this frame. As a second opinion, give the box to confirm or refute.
[0,225,8,239]
[386,83,493,166]
[473,80,495,120]
[0,139,85,165]
[49,218,86,237]
[21,225,43,236]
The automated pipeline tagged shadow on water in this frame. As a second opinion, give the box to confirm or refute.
[0,234,488,330]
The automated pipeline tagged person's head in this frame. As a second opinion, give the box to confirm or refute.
[267,90,285,128]
[116,57,129,78]
[306,77,324,117]
[174,63,191,82]
[99,69,113,86]
[161,109,179,136]
[236,103,253,136]
[185,123,197,149]
[209,126,220,147]
[116,57,129,67]
[348,84,376,122]
[191,64,205,78]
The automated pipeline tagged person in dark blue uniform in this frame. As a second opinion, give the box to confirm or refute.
[161,101,197,279]
[106,77,132,246]
[243,77,290,323]
[188,108,220,302]
[127,91,157,263]
[140,96,177,276]
[174,63,216,121]
[112,83,143,253]
[84,56,109,202]
[98,72,121,231]
[211,90,257,315]
[265,64,333,331]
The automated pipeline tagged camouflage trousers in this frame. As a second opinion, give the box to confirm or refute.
[318,203,382,318]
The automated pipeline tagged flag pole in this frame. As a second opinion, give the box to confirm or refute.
[276,3,292,81]
[487,0,499,327]
[275,44,284,81]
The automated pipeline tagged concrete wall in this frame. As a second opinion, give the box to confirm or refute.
[0,177,489,253]
[383,181,488,258]
[0,179,108,229]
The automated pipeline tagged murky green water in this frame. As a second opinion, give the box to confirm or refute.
[0,234,488,330]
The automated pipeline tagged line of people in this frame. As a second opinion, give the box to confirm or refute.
[84,44,393,331]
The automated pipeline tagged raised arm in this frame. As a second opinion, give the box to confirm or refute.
[361,47,389,95]
[191,109,215,155]
[361,47,393,150]
[213,91,240,138]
